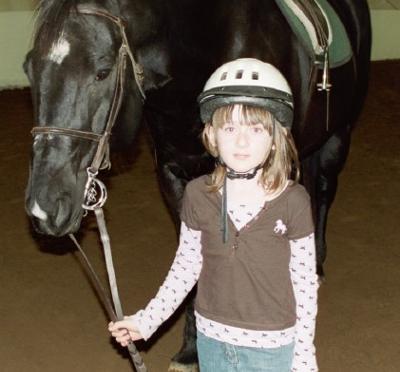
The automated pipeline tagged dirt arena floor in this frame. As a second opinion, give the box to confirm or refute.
[0,60,399,372]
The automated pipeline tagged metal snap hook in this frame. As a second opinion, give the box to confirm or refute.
[82,167,108,210]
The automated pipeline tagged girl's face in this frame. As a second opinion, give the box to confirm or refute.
[212,106,273,173]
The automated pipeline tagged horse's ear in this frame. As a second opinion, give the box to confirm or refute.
[23,50,33,75]
[137,44,172,91]
[141,68,172,91]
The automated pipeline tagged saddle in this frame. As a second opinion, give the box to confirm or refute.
[275,0,352,68]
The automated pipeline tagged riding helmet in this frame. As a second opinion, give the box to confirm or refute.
[198,58,294,127]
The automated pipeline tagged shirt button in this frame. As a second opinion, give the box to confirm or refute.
[235,231,240,237]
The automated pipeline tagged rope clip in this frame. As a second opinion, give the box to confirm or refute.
[82,167,108,210]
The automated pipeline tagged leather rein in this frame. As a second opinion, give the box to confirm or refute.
[30,6,147,372]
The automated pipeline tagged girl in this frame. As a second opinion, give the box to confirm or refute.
[109,58,318,372]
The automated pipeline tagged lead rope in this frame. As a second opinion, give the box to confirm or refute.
[69,171,147,372]
[65,13,146,369]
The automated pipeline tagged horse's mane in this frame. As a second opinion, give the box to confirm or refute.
[34,0,116,54]
[33,0,81,53]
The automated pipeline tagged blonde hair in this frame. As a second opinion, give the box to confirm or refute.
[202,104,300,193]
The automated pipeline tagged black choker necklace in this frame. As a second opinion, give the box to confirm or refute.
[226,164,263,180]
[217,159,263,180]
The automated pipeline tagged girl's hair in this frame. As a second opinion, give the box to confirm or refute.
[202,104,300,193]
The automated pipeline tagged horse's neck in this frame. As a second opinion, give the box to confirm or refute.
[162,0,285,60]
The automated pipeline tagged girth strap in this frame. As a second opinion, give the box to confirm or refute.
[291,0,329,52]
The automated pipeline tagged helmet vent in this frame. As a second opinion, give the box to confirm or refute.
[252,72,259,80]
[220,72,227,81]
[235,69,244,79]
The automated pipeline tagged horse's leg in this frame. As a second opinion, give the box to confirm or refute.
[169,294,199,372]
[302,124,352,279]
[155,160,199,372]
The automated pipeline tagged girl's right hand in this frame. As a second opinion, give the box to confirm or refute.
[108,316,143,346]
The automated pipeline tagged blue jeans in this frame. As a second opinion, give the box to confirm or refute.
[196,331,294,372]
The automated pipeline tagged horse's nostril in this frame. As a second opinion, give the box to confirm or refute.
[54,196,72,228]
[27,186,79,236]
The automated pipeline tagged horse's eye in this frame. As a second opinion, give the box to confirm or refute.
[95,69,111,81]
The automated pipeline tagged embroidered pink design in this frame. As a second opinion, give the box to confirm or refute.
[274,219,287,234]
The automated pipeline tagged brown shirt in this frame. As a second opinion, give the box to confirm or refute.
[180,175,314,331]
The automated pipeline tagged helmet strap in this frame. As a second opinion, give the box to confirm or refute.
[218,160,262,244]
[221,175,228,244]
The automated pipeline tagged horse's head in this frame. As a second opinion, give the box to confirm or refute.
[24,0,169,236]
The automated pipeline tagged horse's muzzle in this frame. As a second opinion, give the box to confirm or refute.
[26,193,83,237]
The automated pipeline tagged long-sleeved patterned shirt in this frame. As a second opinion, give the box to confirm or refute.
[129,197,318,371]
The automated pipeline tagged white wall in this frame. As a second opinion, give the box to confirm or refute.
[0,0,37,12]
[0,9,399,89]
[370,10,400,60]
[0,11,34,88]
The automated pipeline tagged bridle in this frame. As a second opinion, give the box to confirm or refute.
[31,5,146,195]
[30,6,147,372]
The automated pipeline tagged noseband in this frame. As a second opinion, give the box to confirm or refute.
[31,5,146,209]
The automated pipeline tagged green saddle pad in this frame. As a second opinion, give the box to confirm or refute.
[275,0,352,68]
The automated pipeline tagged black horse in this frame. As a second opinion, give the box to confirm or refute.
[24,0,371,370]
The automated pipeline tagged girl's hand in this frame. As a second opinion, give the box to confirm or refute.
[108,316,143,346]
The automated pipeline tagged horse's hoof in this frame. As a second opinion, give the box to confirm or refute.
[168,361,199,372]
[317,264,326,285]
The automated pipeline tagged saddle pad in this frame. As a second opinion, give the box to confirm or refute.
[275,0,352,67]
